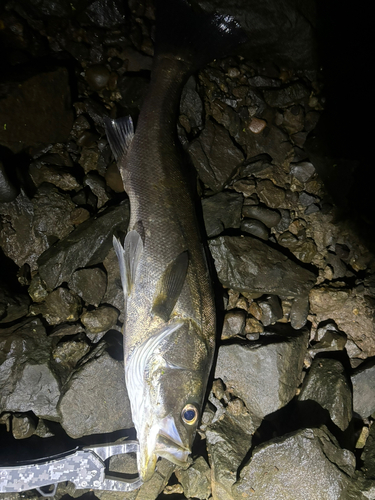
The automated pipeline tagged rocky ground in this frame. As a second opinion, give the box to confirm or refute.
[0,1,374,499]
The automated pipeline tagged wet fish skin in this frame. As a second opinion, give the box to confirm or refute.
[106,0,245,482]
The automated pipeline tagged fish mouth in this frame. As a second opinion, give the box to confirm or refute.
[140,415,191,481]
[155,430,191,465]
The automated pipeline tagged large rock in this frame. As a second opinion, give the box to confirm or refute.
[188,119,244,192]
[351,359,375,418]
[202,191,243,237]
[37,201,129,290]
[0,318,60,420]
[195,0,316,69]
[0,68,74,153]
[233,427,356,500]
[209,235,316,328]
[206,412,255,500]
[0,185,75,270]
[215,327,309,420]
[310,286,375,359]
[209,236,316,298]
[58,344,133,438]
[175,457,211,500]
[0,283,30,324]
[299,358,352,431]
[29,287,82,325]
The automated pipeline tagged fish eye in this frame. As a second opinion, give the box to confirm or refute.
[181,404,198,425]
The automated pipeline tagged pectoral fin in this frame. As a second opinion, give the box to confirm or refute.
[104,116,134,161]
[113,230,143,301]
[152,251,189,321]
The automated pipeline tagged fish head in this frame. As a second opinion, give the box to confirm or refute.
[126,320,211,481]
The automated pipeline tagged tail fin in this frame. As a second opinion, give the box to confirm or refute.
[155,0,247,69]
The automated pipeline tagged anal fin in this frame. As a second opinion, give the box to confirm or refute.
[152,251,189,322]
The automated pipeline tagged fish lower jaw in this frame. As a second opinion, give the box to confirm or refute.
[154,433,191,466]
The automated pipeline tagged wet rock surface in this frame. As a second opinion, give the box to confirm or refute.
[0,1,374,499]
[233,427,356,500]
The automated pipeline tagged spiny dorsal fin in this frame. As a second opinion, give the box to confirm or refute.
[152,251,189,322]
[104,116,134,161]
[113,230,143,301]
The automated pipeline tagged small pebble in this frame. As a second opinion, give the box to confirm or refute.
[241,218,269,240]
[249,117,267,134]
[85,64,110,91]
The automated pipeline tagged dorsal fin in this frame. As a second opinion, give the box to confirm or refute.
[152,251,189,321]
[104,116,134,161]
[113,230,143,303]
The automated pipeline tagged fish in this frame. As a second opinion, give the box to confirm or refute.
[105,0,246,482]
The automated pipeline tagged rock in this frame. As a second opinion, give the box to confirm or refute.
[79,147,100,175]
[180,77,203,130]
[68,267,107,306]
[85,64,111,91]
[83,172,111,209]
[105,162,124,193]
[29,162,80,191]
[188,119,244,192]
[282,105,305,135]
[256,179,286,208]
[299,358,352,431]
[50,322,85,337]
[221,310,247,340]
[0,161,18,202]
[0,283,30,324]
[175,457,211,500]
[241,204,281,228]
[209,236,316,328]
[257,295,283,326]
[299,191,319,207]
[310,323,347,355]
[233,427,356,500]
[278,232,318,264]
[249,117,267,134]
[30,287,82,325]
[240,219,269,240]
[215,327,308,420]
[84,0,126,28]
[274,208,291,232]
[0,68,74,153]
[351,359,375,418]
[206,412,255,500]
[37,201,129,290]
[0,186,75,271]
[289,295,311,330]
[245,317,264,336]
[117,75,150,115]
[232,179,257,197]
[361,423,375,479]
[0,318,60,420]
[81,305,119,339]
[309,286,375,359]
[102,247,125,318]
[58,346,133,439]
[12,413,37,439]
[263,82,310,108]
[28,274,48,303]
[290,161,316,183]
[202,191,243,237]
[52,338,91,384]
[33,418,55,438]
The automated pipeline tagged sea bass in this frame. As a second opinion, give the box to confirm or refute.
[105,0,245,482]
